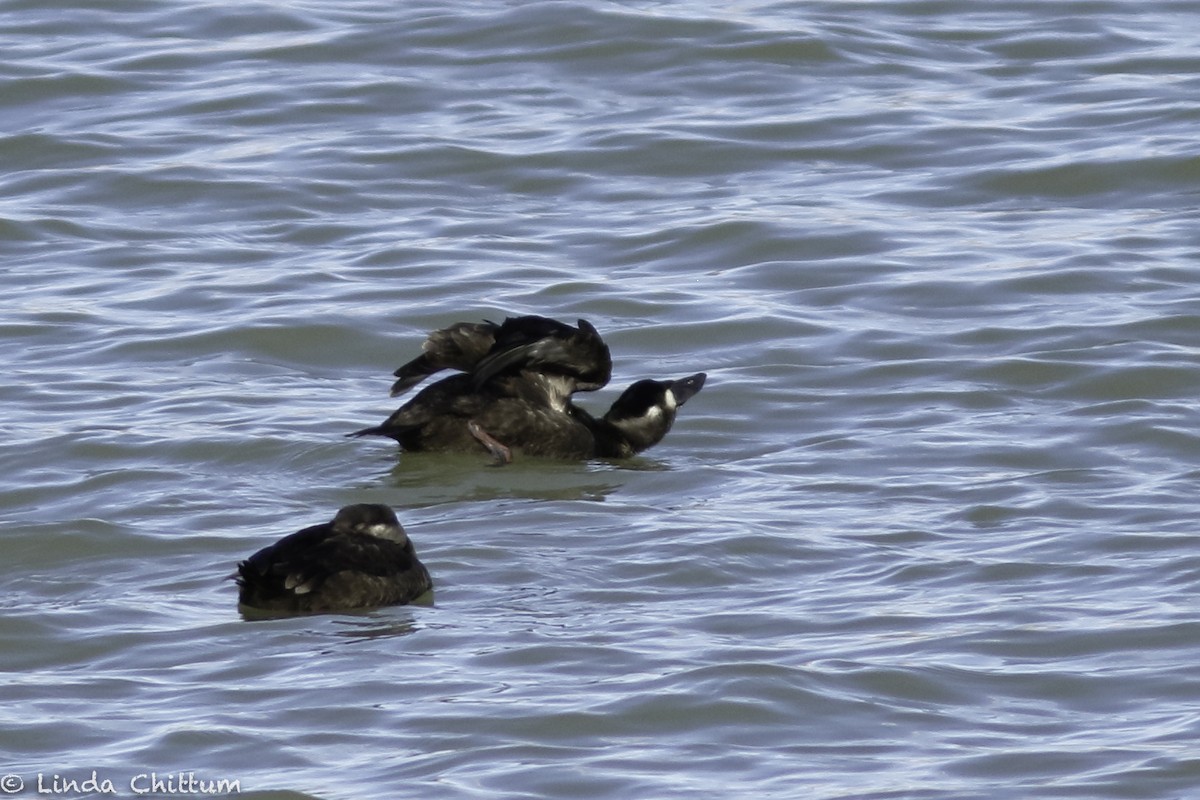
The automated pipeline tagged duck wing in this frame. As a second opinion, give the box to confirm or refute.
[472,317,611,393]
[390,320,499,396]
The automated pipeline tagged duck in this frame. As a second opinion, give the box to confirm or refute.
[388,315,611,401]
[351,371,707,463]
[234,504,432,613]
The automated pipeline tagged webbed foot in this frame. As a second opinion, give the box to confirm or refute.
[468,420,512,466]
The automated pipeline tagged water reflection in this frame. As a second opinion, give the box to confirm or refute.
[379,451,633,504]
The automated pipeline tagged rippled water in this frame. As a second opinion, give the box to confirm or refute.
[3,1,1200,798]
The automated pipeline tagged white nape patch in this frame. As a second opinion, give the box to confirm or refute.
[663,389,678,412]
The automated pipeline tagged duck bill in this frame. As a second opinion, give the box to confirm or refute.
[669,373,707,406]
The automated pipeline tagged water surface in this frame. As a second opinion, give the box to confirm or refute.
[2,1,1199,798]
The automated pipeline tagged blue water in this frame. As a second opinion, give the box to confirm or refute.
[3,1,1200,798]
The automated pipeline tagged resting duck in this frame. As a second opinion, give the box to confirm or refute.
[234,504,432,613]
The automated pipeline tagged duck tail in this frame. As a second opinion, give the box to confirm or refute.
[346,425,388,438]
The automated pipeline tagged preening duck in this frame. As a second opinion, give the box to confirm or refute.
[351,371,707,463]
[234,504,432,614]
[351,313,705,463]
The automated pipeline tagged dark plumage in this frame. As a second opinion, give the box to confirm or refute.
[353,313,703,462]
[387,320,498,396]
[389,315,611,399]
[234,504,432,614]
[351,371,707,463]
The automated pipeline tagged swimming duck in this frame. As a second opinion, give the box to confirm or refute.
[351,371,707,463]
[234,504,432,613]
[389,315,611,401]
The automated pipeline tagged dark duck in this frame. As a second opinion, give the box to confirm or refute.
[234,504,432,614]
[350,315,706,463]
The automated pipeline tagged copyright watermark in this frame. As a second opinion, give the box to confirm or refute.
[0,771,239,796]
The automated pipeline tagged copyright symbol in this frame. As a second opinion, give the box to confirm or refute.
[0,774,22,793]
